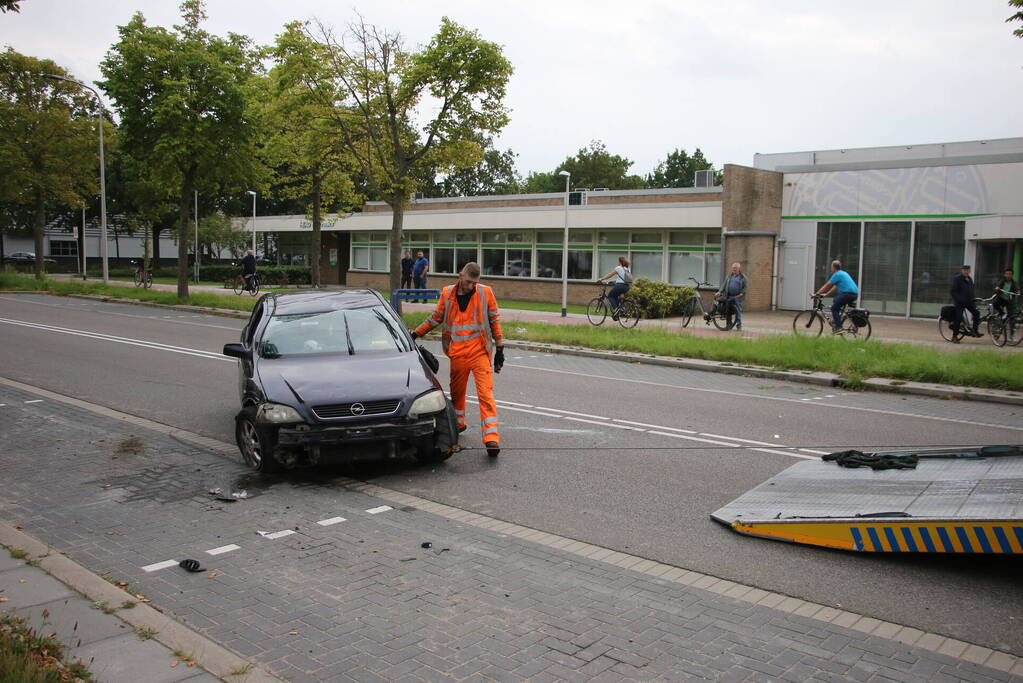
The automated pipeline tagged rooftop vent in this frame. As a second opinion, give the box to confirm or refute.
[694,170,715,188]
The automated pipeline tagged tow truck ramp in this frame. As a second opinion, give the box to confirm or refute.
[711,448,1023,554]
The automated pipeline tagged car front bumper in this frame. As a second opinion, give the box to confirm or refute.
[276,418,436,446]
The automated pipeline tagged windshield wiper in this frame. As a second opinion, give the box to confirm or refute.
[373,309,408,351]
[342,312,355,355]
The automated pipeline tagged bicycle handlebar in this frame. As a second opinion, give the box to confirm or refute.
[687,277,712,288]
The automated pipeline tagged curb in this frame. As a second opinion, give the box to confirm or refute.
[0,521,282,683]
[7,290,1023,407]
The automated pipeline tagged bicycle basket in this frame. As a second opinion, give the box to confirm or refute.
[848,308,870,327]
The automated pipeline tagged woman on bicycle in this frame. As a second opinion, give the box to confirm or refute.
[598,256,633,319]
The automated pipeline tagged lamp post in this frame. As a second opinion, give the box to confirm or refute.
[246,190,257,252]
[558,170,571,317]
[43,74,108,284]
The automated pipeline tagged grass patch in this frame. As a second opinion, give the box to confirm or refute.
[8,548,27,560]
[228,662,254,676]
[1,613,95,682]
[402,313,1023,392]
[134,627,157,640]
[90,601,115,615]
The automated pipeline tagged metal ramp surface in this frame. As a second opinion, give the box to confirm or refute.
[711,451,1023,554]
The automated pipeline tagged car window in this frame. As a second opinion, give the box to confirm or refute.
[259,305,410,357]
[244,302,264,345]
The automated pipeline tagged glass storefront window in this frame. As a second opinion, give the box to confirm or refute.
[975,242,1014,298]
[536,231,562,244]
[910,222,965,317]
[455,248,477,272]
[353,246,369,270]
[536,250,562,278]
[482,231,505,243]
[506,248,531,277]
[599,231,628,245]
[455,232,476,243]
[569,230,593,244]
[433,248,454,274]
[669,231,702,246]
[815,222,861,290]
[507,232,527,243]
[567,251,593,279]
[632,252,662,280]
[705,251,722,287]
[598,251,626,279]
[631,232,661,244]
[862,222,910,314]
[370,247,388,271]
[482,248,505,276]
[669,251,703,286]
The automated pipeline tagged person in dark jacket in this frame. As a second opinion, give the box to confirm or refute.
[950,264,981,339]
[241,249,257,292]
[993,267,1019,318]
[400,251,414,290]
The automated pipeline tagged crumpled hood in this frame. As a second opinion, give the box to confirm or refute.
[256,350,436,408]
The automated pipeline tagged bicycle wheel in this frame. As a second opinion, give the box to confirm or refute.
[248,276,260,296]
[679,299,694,328]
[617,300,641,329]
[988,318,1007,347]
[133,270,143,287]
[792,311,823,337]
[711,303,730,331]
[1007,313,1023,346]
[233,275,244,295]
[839,317,871,341]
[586,297,608,326]
[144,271,153,289]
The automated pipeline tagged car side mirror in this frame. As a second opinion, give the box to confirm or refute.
[223,343,251,360]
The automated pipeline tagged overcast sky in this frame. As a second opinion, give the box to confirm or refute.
[4,0,1021,179]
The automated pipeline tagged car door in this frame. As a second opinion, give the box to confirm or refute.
[239,300,266,401]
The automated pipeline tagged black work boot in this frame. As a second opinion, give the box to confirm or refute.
[485,441,500,457]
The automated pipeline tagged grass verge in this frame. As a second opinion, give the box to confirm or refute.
[5,272,1020,392]
[0,613,94,682]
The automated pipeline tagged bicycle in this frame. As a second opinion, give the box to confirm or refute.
[792,295,872,340]
[587,282,641,328]
[941,293,1022,347]
[130,259,153,289]
[679,277,730,331]
[231,272,260,296]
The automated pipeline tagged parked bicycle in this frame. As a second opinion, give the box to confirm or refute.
[130,259,153,289]
[587,282,641,328]
[940,293,1022,347]
[792,295,872,340]
[679,277,730,331]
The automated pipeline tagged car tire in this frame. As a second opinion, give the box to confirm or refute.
[235,407,283,472]
[413,435,454,465]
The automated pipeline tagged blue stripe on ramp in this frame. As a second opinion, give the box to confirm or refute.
[972,527,993,554]
[954,527,974,553]
[883,527,902,552]
[918,528,937,553]
[867,527,883,551]
[937,527,955,552]
[900,528,918,552]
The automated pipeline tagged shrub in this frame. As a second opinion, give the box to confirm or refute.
[628,278,694,318]
[198,265,310,286]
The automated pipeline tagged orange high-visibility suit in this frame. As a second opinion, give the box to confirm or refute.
[414,284,503,445]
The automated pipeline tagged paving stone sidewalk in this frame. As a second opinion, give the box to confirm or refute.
[1,381,1020,682]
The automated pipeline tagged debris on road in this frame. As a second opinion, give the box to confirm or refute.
[178,559,204,573]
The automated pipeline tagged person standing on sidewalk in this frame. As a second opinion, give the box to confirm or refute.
[400,250,415,291]
[597,256,632,319]
[813,260,859,332]
[411,262,504,456]
[717,262,747,331]
[950,264,982,339]
[993,267,1019,318]
[413,250,430,303]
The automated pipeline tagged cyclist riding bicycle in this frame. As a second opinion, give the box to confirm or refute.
[950,264,982,339]
[812,259,859,332]
[597,256,633,319]
[241,248,257,293]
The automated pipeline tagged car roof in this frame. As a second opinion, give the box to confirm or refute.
[266,289,388,315]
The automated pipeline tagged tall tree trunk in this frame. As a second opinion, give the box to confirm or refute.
[388,195,405,311]
[33,192,45,280]
[311,168,322,288]
[177,171,194,298]
[151,224,163,265]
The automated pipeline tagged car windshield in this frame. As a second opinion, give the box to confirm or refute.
[259,305,410,357]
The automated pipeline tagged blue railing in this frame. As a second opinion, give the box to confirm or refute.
[390,289,441,310]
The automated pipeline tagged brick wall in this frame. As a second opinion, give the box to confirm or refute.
[362,190,721,213]
[721,164,783,311]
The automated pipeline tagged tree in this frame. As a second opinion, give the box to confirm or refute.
[281,16,513,298]
[197,211,247,260]
[265,39,360,287]
[0,48,102,278]
[1,1,22,13]
[100,0,262,297]
[1009,0,1023,37]
[553,140,645,191]
[646,147,722,188]
[434,137,521,196]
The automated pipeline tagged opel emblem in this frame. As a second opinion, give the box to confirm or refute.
[350,403,365,416]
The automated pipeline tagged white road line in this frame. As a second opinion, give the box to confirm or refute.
[141,559,178,573]
[563,416,644,430]
[0,317,231,362]
[799,448,831,455]
[102,310,238,330]
[505,363,1023,433]
[613,419,696,433]
[496,399,533,408]
[0,404,6,407]
[545,407,608,420]
[752,447,817,460]
[646,430,746,448]
[701,432,791,448]
[366,505,392,514]
[24,400,43,404]
[206,544,241,555]
[257,529,295,539]
[317,517,347,526]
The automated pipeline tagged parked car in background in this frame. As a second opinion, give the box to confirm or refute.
[222,289,459,472]
[2,251,56,264]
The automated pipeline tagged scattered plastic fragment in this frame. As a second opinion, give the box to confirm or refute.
[400,558,416,562]
[421,542,432,548]
[178,559,204,573]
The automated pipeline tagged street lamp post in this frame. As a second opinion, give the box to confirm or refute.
[43,74,108,284]
[558,170,571,317]
[246,190,257,252]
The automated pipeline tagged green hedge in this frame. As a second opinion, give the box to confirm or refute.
[628,279,695,318]
[198,264,310,286]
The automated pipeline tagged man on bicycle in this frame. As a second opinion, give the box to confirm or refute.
[993,267,1019,318]
[241,248,257,293]
[950,264,982,339]
[813,260,859,332]
[598,256,632,320]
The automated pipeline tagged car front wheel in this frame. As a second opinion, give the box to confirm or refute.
[236,408,282,472]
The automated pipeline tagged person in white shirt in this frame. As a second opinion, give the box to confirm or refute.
[598,256,633,319]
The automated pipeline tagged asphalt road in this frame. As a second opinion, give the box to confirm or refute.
[1,293,1021,655]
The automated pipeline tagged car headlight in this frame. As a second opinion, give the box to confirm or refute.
[408,390,446,419]
[258,402,304,424]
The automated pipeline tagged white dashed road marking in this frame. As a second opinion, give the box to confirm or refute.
[141,559,178,573]
[317,517,347,526]
[366,505,392,515]
[25,399,43,404]
[205,544,241,556]
[257,530,295,539]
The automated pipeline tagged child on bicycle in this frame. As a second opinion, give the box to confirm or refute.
[598,256,633,319]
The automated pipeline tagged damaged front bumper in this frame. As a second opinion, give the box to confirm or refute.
[277,418,437,446]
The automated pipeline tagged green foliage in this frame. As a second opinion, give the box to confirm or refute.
[196,213,248,260]
[554,140,645,190]
[0,1,22,13]
[627,278,693,318]
[198,264,310,285]
[432,138,522,196]
[1009,0,1023,37]
[646,148,721,188]
[0,613,95,682]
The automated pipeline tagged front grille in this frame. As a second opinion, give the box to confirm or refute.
[312,399,402,420]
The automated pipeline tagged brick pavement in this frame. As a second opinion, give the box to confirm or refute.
[1,380,1021,682]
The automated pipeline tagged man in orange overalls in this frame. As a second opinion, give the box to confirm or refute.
[411,262,504,456]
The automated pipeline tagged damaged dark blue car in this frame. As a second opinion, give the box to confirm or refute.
[222,289,458,472]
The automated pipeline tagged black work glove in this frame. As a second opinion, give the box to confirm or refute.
[493,347,504,374]
[409,330,418,340]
